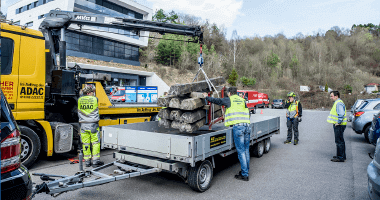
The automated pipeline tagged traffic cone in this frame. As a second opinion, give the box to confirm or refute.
[260,110,263,114]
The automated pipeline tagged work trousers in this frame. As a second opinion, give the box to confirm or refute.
[232,125,252,177]
[333,124,346,160]
[287,118,299,141]
[80,123,101,162]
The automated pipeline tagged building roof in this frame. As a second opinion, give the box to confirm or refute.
[365,83,380,86]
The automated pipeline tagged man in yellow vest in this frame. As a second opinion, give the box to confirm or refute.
[328,91,347,162]
[78,85,104,167]
[203,87,251,181]
[284,92,303,145]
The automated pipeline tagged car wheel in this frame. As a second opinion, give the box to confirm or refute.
[251,141,264,158]
[264,138,271,153]
[19,125,41,168]
[364,126,370,143]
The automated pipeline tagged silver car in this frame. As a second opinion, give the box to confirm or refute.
[348,99,364,122]
[352,99,380,143]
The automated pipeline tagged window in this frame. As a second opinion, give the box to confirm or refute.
[38,14,45,19]
[34,1,38,7]
[374,104,380,110]
[26,21,33,27]
[27,4,31,10]
[0,37,15,75]
[14,21,20,25]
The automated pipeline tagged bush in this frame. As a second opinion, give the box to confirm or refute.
[240,76,256,86]
[227,68,239,86]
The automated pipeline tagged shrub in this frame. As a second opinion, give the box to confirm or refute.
[240,76,256,86]
[227,68,239,86]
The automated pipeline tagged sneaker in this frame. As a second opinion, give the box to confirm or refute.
[294,140,298,145]
[330,158,344,162]
[234,174,249,181]
[92,160,104,168]
[333,156,346,160]
[284,140,291,144]
[85,160,92,167]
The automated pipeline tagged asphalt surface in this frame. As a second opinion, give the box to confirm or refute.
[30,109,374,200]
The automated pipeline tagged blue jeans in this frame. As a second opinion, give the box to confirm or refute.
[232,125,252,177]
[333,124,346,160]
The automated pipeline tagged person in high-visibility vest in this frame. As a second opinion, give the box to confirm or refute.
[203,87,251,181]
[328,91,347,162]
[284,92,303,145]
[78,85,104,167]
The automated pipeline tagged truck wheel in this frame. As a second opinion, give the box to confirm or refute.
[252,141,264,158]
[264,138,271,153]
[188,160,213,192]
[364,126,370,143]
[19,125,41,168]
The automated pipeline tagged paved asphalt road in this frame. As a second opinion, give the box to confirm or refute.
[31,109,374,200]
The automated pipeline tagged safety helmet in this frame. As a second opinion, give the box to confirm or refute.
[287,91,296,97]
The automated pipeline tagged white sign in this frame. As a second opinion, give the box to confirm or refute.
[300,86,310,92]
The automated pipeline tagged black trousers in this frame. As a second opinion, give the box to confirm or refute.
[333,124,346,160]
[287,118,299,141]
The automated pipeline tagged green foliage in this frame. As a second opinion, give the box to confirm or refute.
[267,51,281,68]
[155,34,184,66]
[325,83,328,92]
[228,68,239,86]
[344,85,353,93]
[372,49,380,62]
[152,9,179,23]
[240,76,256,86]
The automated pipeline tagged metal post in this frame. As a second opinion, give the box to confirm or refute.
[60,28,67,69]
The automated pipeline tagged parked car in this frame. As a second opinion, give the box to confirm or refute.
[111,87,126,102]
[348,99,365,122]
[271,99,285,109]
[369,111,380,146]
[1,90,33,200]
[352,99,380,143]
[367,136,380,199]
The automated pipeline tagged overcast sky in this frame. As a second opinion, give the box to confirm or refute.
[2,0,380,39]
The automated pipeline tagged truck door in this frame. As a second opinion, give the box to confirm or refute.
[1,26,21,116]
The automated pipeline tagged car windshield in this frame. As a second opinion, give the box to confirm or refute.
[274,99,280,102]
[113,90,125,96]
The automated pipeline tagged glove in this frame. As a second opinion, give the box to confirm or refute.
[298,117,302,122]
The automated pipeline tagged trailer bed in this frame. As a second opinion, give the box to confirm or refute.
[102,116,280,167]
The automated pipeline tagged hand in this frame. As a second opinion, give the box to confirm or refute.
[335,123,340,126]
[203,93,208,98]
[298,117,302,122]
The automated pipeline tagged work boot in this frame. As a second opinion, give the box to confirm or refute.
[294,140,298,145]
[333,156,346,160]
[92,160,104,168]
[330,158,344,162]
[284,140,291,144]
[85,160,92,167]
[234,173,249,181]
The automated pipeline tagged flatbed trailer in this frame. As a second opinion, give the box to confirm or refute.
[33,116,280,196]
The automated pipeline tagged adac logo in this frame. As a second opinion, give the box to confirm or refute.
[80,105,94,109]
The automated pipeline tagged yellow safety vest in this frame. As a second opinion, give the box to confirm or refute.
[287,100,299,118]
[78,96,99,123]
[327,99,347,125]
[225,95,250,126]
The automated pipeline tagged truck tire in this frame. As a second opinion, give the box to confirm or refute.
[364,126,370,143]
[19,125,41,168]
[264,138,271,153]
[252,141,264,158]
[187,160,213,192]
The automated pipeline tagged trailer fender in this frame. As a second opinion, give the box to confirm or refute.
[35,120,54,156]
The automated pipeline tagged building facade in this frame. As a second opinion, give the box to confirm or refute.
[7,0,153,66]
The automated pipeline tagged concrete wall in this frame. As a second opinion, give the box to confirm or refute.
[146,73,169,97]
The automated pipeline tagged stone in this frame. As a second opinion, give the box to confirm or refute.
[171,120,182,129]
[180,109,206,124]
[169,98,185,109]
[180,98,205,110]
[158,118,172,129]
[168,77,225,96]
[158,108,171,120]
[170,110,183,121]
[157,95,176,107]
[180,118,207,133]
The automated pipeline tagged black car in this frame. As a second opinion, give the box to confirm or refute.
[1,90,33,200]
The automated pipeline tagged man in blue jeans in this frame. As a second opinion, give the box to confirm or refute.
[204,87,251,181]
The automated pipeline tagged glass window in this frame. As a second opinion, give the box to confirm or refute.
[34,1,38,7]
[374,104,380,110]
[14,21,20,25]
[26,21,34,27]
[38,14,45,19]
[0,37,15,75]
[27,4,31,10]
[135,13,143,19]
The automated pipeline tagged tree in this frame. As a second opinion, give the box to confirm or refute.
[240,76,256,86]
[227,68,239,86]
[152,9,179,24]
[325,83,328,92]
[267,51,280,68]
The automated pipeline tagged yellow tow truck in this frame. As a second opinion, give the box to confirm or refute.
[0,10,203,168]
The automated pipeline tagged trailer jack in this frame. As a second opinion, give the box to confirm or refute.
[31,161,161,198]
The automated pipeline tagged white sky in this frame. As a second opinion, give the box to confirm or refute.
[3,0,380,39]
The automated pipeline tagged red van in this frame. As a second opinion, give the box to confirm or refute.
[257,93,269,108]
[237,90,259,114]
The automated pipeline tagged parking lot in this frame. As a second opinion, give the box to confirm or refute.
[31,109,374,200]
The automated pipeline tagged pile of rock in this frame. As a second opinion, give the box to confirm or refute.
[157,77,225,133]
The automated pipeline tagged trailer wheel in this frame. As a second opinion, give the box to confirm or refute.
[264,138,271,154]
[252,141,264,158]
[188,160,213,192]
[19,125,41,168]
